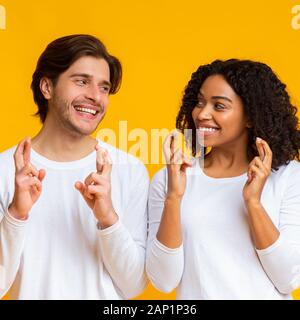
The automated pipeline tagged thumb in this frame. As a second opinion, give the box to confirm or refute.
[246,171,253,184]
[38,169,46,182]
[75,181,85,194]
[75,181,94,200]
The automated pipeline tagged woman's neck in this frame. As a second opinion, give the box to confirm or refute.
[203,144,250,178]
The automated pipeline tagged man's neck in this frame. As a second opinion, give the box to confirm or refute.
[31,123,98,162]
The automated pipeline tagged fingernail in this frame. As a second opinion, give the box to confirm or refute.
[256,137,262,142]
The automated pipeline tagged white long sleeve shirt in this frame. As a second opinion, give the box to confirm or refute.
[146,158,300,299]
[0,140,149,299]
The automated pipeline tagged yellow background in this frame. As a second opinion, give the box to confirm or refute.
[1,0,300,300]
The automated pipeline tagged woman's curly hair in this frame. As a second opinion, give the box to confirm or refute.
[176,59,300,170]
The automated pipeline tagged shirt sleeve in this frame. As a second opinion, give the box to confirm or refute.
[0,209,28,298]
[97,162,149,299]
[256,161,300,294]
[146,167,184,293]
[0,151,28,298]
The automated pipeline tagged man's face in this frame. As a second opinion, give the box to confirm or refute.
[47,56,111,136]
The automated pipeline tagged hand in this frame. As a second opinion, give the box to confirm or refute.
[75,145,118,228]
[243,137,272,206]
[8,138,46,220]
[163,130,192,200]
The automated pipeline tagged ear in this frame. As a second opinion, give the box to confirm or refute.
[39,77,53,100]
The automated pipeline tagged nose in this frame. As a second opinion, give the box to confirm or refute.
[85,83,102,104]
[196,105,213,121]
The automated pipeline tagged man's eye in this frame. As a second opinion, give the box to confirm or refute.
[76,79,86,86]
[100,86,110,93]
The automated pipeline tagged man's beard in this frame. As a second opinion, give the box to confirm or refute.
[51,95,105,137]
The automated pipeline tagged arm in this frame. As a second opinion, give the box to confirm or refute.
[0,210,27,298]
[0,138,45,297]
[76,146,149,299]
[245,201,279,250]
[146,132,191,293]
[243,138,300,294]
[146,169,184,293]
[255,163,300,294]
[97,163,149,299]
[157,196,182,248]
[243,138,279,250]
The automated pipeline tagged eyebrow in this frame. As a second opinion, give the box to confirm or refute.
[70,73,111,87]
[198,92,232,103]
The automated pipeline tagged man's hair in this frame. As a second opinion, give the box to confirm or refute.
[31,34,122,123]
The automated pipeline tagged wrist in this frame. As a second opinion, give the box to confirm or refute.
[244,198,262,209]
[165,193,183,203]
[164,195,182,211]
[96,209,118,229]
[8,203,29,221]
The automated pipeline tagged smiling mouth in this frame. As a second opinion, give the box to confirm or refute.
[197,127,220,132]
[73,105,99,116]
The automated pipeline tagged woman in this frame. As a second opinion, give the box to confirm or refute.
[146,59,300,299]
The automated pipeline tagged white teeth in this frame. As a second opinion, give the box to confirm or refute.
[198,127,219,132]
[74,106,97,115]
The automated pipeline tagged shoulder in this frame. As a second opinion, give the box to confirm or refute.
[0,145,16,206]
[282,160,300,187]
[271,160,300,181]
[97,139,149,181]
[0,145,16,164]
[98,139,142,165]
[285,160,300,173]
[150,166,168,197]
[0,145,16,176]
[269,160,300,197]
[152,166,167,184]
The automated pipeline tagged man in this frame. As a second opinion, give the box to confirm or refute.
[0,34,149,299]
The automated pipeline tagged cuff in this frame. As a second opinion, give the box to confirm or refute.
[153,237,183,254]
[256,235,283,256]
[4,209,29,228]
[97,219,122,236]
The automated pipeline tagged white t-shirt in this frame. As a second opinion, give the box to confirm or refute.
[146,158,300,299]
[0,140,149,299]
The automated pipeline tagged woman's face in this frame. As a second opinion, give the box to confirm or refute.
[192,74,249,148]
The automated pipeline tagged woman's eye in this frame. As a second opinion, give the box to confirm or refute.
[196,100,204,107]
[215,103,225,110]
